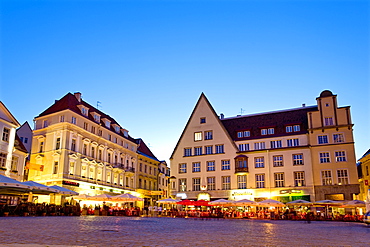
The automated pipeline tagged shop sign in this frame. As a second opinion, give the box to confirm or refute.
[280,189,302,194]
[62,180,79,187]
[231,190,253,197]
[176,193,187,199]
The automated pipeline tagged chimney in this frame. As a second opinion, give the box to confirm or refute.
[220,113,224,119]
[74,92,82,102]
[302,103,306,107]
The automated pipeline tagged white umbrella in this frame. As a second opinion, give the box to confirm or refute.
[49,185,78,195]
[156,198,180,204]
[88,194,113,201]
[111,193,143,202]
[0,174,31,191]
[22,181,59,194]
[341,200,366,208]
[73,194,91,200]
[286,199,313,206]
[258,199,285,207]
[209,199,233,206]
[232,199,257,206]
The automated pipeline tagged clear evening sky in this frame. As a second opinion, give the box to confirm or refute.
[1,0,369,164]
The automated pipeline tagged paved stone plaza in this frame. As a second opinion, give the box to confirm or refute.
[0,216,369,246]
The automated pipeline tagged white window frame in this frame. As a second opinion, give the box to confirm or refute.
[337,169,349,185]
[192,162,201,173]
[222,176,231,190]
[256,174,265,188]
[335,151,346,162]
[255,157,264,168]
[294,171,305,186]
[320,152,330,163]
[321,170,332,185]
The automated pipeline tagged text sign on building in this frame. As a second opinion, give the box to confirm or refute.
[62,180,80,187]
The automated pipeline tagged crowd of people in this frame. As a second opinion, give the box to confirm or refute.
[0,202,81,217]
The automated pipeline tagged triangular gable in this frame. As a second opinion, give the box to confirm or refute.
[0,101,20,127]
[170,93,237,159]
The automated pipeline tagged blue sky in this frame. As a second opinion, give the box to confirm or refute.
[1,0,369,163]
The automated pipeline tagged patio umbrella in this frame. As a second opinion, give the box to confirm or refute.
[232,199,257,206]
[156,198,180,204]
[73,194,91,200]
[0,174,31,192]
[314,200,343,206]
[209,199,233,206]
[49,185,79,196]
[22,181,59,194]
[177,199,210,206]
[341,200,366,208]
[258,199,285,207]
[88,194,113,201]
[111,193,143,202]
[286,199,313,206]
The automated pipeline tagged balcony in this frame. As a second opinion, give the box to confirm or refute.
[124,166,135,176]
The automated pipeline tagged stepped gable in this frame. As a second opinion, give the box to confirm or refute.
[37,92,136,142]
[221,106,318,141]
[136,138,158,161]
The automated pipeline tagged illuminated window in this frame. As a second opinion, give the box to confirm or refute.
[179,178,187,192]
[222,176,231,190]
[322,170,332,185]
[207,177,215,190]
[256,174,265,188]
[294,171,305,186]
[337,169,349,185]
[194,132,202,141]
[274,173,284,187]
[11,156,18,171]
[237,175,247,189]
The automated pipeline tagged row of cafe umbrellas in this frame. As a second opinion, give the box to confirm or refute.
[0,174,77,196]
[166,198,366,208]
[74,193,143,202]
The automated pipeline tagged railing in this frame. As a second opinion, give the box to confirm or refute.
[234,167,249,173]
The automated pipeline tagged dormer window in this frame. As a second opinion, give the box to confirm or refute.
[105,120,110,128]
[93,113,100,123]
[112,124,120,133]
[81,107,88,116]
[268,128,274,135]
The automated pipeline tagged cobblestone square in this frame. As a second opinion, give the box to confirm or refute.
[1,216,369,247]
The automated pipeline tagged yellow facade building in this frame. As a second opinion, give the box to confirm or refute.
[358,149,370,203]
[27,92,161,205]
[170,90,359,203]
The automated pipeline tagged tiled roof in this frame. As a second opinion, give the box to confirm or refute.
[136,138,159,161]
[221,106,318,141]
[36,92,136,142]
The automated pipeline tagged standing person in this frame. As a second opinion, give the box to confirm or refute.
[148,205,153,217]
[158,206,162,216]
